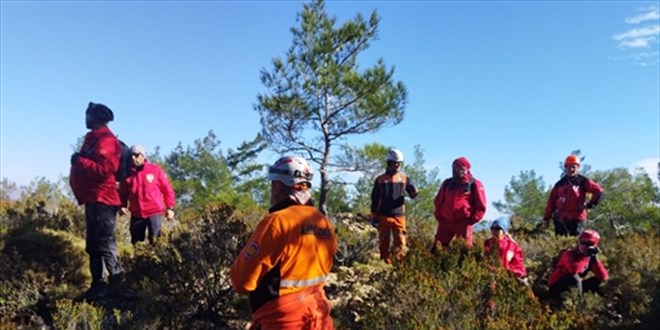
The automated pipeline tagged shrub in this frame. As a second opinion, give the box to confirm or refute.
[52,299,105,330]
[121,204,251,328]
[3,228,88,287]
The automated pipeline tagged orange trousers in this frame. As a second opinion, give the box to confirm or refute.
[250,285,334,330]
[376,215,407,263]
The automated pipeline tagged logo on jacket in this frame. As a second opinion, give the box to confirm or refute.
[506,250,514,262]
[244,242,260,259]
[146,174,155,183]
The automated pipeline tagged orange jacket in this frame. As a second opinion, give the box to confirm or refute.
[231,202,337,313]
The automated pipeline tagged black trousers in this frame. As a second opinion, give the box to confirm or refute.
[130,214,163,244]
[549,275,602,300]
[85,202,123,286]
[553,218,586,236]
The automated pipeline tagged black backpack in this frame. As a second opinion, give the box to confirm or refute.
[84,133,132,182]
[444,177,476,194]
[115,140,132,182]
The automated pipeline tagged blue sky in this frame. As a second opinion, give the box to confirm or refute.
[1,1,658,220]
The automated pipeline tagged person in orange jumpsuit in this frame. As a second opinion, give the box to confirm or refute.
[231,156,337,330]
[370,148,418,263]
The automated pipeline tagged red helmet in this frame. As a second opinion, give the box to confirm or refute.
[564,155,580,167]
[578,229,600,246]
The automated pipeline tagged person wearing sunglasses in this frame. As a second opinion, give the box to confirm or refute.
[483,216,528,286]
[547,229,609,303]
[119,144,176,245]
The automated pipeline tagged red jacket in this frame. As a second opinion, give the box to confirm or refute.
[433,175,486,225]
[69,126,121,206]
[119,161,175,218]
[484,235,527,278]
[544,174,603,221]
[548,247,608,287]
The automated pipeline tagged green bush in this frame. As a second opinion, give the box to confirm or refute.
[3,228,88,287]
[121,204,251,328]
[52,299,105,330]
[0,177,658,329]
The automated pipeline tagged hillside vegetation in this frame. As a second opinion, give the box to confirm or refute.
[1,163,658,329]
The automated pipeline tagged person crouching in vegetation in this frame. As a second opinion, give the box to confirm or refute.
[231,156,337,330]
[547,229,608,302]
[483,216,528,286]
[119,144,176,245]
[370,148,418,263]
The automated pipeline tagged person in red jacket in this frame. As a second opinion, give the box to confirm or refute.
[231,156,336,330]
[547,229,608,302]
[69,102,128,300]
[432,156,486,252]
[483,216,528,284]
[543,155,603,236]
[370,148,418,263]
[119,144,176,245]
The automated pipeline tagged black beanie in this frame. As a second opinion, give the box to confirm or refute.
[86,102,114,124]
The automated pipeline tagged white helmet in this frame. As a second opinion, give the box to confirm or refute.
[386,148,404,162]
[268,156,313,187]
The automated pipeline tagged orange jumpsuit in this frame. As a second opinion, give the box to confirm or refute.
[231,202,337,330]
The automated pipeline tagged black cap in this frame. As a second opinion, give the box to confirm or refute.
[86,102,114,124]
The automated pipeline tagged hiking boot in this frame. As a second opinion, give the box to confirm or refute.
[108,285,138,300]
[82,282,107,301]
[108,273,138,300]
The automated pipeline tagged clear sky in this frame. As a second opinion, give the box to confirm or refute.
[1,1,659,220]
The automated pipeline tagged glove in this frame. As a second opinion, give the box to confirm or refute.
[370,216,379,228]
[586,246,600,257]
[70,152,80,165]
[542,218,550,228]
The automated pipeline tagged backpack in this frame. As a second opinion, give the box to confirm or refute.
[115,140,132,182]
[444,177,476,194]
[84,133,132,182]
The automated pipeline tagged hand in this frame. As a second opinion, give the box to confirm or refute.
[119,207,129,216]
[370,216,379,228]
[517,277,530,287]
[70,153,80,165]
[166,209,175,220]
[542,218,550,228]
[586,246,600,257]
